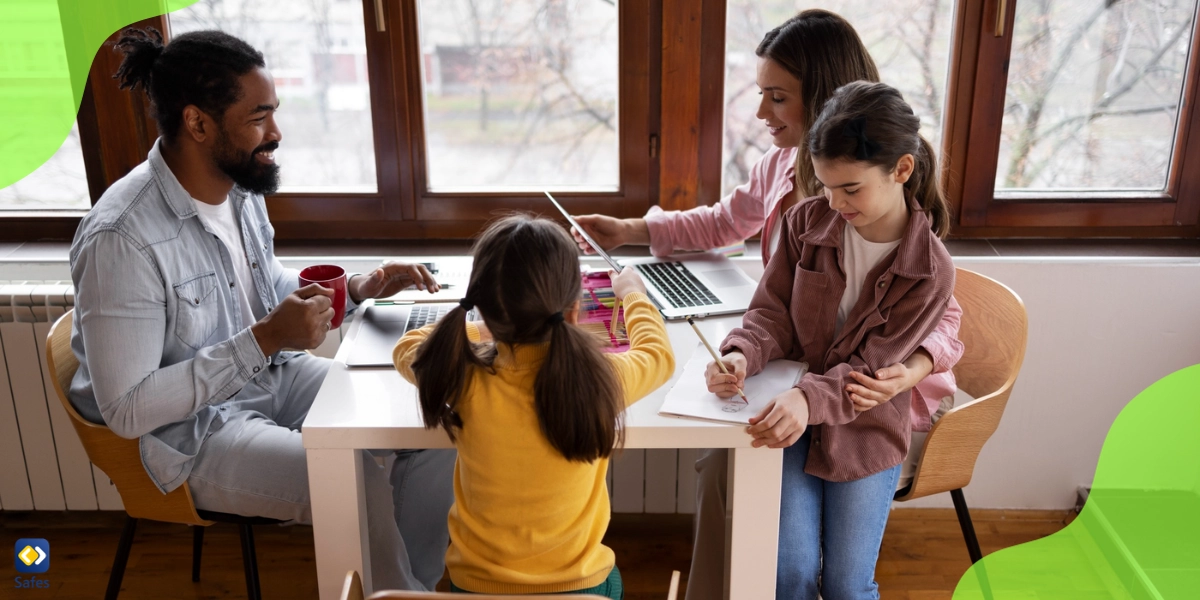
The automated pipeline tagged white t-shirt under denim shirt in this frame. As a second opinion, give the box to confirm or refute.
[836,222,901,336]
[192,197,259,328]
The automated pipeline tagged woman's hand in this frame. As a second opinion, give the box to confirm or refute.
[609,267,648,298]
[746,388,809,448]
[571,216,650,253]
[845,349,934,412]
[704,352,747,399]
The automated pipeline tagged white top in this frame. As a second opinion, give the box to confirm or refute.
[836,222,901,335]
[192,197,258,328]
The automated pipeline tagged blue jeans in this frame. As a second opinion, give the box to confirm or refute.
[187,354,457,591]
[777,431,901,600]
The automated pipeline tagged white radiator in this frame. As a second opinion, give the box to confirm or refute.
[0,282,695,515]
[0,281,124,511]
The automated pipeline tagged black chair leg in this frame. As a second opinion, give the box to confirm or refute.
[951,488,984,564]
[105,516,138,600]
[238,523,263,600]
[191,526,204,582]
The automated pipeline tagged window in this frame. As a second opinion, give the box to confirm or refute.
[0,123,91,210]
[996,0,1196,193]
[7,1,1200,240]
[952,0,1200,234]
[416,0,621,191]
[722,0,955,196]
[169,0,379,192]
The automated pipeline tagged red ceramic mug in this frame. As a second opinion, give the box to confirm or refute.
[298,264,347,329]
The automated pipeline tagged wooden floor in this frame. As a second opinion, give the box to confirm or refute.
[2,508,1072,599]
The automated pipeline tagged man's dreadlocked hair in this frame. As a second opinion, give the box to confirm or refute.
[113,28,265,142]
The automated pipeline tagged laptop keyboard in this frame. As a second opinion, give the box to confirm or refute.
[635,262,720,309]
[405,305,451,332]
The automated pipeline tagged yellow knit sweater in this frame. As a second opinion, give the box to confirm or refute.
[393,292,674,594]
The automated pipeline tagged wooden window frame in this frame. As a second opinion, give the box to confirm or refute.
[0,1,659,242]
[6,0,1200,241]
[944,0,1200,238]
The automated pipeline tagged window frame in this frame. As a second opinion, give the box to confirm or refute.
[4,0,1200,241]
[945,0,1200,237]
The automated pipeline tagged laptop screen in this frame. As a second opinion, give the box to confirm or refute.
[544,191,623,273]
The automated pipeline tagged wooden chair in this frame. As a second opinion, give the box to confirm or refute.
[46,310,283,600]
[347,569,683,599]
[893,268,1028,564]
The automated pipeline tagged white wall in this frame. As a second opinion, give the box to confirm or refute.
[901,258,1200,510]
[4,255,1198,511]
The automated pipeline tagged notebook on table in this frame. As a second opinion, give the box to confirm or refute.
[659,343,808,425]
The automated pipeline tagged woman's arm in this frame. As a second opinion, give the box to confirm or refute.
[573,147,783,256]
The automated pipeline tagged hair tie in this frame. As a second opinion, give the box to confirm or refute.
[547,311,565,325]
[843,116,881,161]
[458,298,475,311]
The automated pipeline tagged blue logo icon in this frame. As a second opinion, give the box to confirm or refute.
[14,539,49,573]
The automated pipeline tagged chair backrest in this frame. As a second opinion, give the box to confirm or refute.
[367,592,608,599]
[46,310,211,526]
[896,268,1028,501]
[341,571,365,600]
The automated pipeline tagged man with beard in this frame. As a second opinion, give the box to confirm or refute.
[68,28,454,591]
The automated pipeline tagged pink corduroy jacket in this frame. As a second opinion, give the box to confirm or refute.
[644,146,963,432]
[721,198,956,481]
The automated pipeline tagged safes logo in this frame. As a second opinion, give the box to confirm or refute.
[14,539,48,574]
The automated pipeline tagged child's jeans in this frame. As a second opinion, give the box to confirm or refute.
[777,430,901,600]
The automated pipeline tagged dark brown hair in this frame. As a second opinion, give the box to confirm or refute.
[410,214,624,462]
[807,81,951,238]
[756,9,881,197]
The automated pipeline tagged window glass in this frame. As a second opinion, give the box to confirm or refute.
[996,0,1197,192]
[170,0,379,192]
[416,0,620,191]
[0,123,90,209]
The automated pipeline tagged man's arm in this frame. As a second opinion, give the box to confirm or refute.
[74,231,268,439]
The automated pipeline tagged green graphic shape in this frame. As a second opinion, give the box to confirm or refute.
[0,0,198,190]
[953,364,1200,599]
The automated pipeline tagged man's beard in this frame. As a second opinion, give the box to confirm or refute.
[213,127,280,196]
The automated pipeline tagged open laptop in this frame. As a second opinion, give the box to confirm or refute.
[545,192,758,320]
[345,302,476,367]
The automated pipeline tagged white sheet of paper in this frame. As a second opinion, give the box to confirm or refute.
[658,343,809,425]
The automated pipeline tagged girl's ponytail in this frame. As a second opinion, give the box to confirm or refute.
[536,313,624,462]
[410,214,624,461]
[907,135,951,239]
[411,298,489,439]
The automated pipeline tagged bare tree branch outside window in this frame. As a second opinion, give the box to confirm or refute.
[722,0,953,197]
[419,0,619,191]
[997,0,1197,191]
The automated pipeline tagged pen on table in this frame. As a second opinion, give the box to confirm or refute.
[687,317,748,403]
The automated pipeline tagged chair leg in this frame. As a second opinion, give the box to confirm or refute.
[951,488,984,564]
[191,526,204,582]
[104,516,138,600]
[238,523,263,600]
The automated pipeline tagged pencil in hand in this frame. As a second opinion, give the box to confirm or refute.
[687,317,749,403]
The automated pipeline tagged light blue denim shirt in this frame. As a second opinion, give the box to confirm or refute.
[68,140,348,493]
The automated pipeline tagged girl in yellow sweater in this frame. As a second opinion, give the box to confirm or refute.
[393,215,675,598]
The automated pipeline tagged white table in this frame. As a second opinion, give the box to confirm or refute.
[302,257,781,600]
